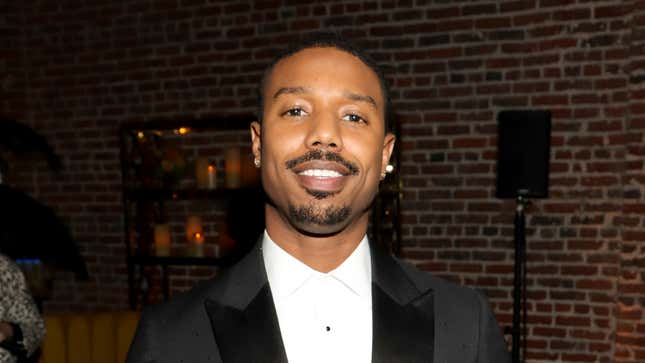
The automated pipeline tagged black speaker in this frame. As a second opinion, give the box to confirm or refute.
[496,110,551,199]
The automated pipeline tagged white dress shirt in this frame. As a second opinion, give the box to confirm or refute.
[262,231,373,363]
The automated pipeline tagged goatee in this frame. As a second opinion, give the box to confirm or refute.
[288,202,350,226]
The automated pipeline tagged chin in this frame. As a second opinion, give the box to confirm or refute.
[285,199,373,238]
[291,220,352,238]
[288,201,350,225]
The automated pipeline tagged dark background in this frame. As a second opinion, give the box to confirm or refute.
[1,1,644,362]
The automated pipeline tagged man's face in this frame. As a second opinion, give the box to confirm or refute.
[251,47,395,236]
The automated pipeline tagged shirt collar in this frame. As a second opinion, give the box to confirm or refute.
[262,230,372,300]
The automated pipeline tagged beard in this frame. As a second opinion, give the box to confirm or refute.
[288,202,351,226]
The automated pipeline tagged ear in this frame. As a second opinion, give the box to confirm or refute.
[250,121,262,162]
[381,132,396,174]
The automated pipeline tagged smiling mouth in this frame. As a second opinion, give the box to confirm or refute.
[291,163,352,198]
[285,150,359,175]
[297,169,344,178]
[294,165,348,194]
[286,151,359,199]
[297,169,345,199]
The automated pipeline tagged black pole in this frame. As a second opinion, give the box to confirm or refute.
[512,196,527,363]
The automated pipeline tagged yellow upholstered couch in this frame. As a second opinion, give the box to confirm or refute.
[38,311,140,363]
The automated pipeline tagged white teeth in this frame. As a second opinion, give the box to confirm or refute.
[298,169,343,178]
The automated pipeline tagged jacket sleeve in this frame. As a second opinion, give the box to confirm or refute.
[126,307,159,363]
[475,292,511,363]
[0,256,45,358]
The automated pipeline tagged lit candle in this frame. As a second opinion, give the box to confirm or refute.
[193,232,205,244]
[192,232,205,257]
[207,164,217,189]
[195,157,209,189]
[225,147,241,188]
[154,224,171,256]
[185,216,203,242]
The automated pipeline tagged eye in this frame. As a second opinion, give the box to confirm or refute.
[282,108,306,117]
[343,113,367,124]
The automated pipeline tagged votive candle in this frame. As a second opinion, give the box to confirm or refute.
[207,164,217,189]
[154,224,171,256]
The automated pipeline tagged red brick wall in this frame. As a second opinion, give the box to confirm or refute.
[2,1,644,361]
[0,2,25,118]
[620,2,645,361]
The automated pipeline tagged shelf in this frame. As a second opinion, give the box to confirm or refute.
[123,186,262,201]
[121,115,260,309]
[129,255,228,266]
[120,114,255,134]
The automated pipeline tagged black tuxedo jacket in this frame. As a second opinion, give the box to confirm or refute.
[126,243,510,363]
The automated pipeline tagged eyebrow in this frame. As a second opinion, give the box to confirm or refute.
[344,91,378,110]
[273,87,309,99]
[272,86,379,110]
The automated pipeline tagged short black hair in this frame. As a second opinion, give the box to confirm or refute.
[256,32,393,133]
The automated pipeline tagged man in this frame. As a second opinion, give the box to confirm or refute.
[127,34,510,363]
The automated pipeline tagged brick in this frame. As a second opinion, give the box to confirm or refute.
[595,4,630,18]
[576,279,614,290]
[370,25,402,37]
[475,17,511,29]
[436,19,474,32]
[450,263,483,273]
[561,265,598,276]
[460,3,495,16]
[426,6,460,19]
[428,47,463,58]
[476,83,510,95]
[486,57,521,68]
[553,7,591,21]
[382,38,415,49]
[557,316,592,327]
[452,137,487,148]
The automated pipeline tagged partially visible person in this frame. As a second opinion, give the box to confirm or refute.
[0,254,45,363]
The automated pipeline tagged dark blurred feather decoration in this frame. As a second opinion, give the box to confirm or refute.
[0,119,88,279]
[0,185,88,278]
[0,119,63,174]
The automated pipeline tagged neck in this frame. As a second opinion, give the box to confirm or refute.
[264,205,368,273]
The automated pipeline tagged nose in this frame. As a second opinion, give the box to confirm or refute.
[305,112,343,151]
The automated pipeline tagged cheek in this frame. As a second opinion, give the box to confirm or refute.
[345,135,384,174]
[261,126,305,186]
[262,126,300,161]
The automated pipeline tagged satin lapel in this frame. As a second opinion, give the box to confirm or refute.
[371,246,435,363]
[205,284,287,363]
[203,242,287,363]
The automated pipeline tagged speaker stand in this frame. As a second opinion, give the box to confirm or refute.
[512,196,528,363]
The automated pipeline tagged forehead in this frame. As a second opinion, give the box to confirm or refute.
[264,47,384,106]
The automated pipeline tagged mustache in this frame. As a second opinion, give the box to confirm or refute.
[285,150,359,175]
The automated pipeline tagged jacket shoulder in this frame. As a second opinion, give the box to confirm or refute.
[139,273,226,324]
[391,257,486,338]
[391,257,510,363]
[127,276,227,363]
[393,257,482,303]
